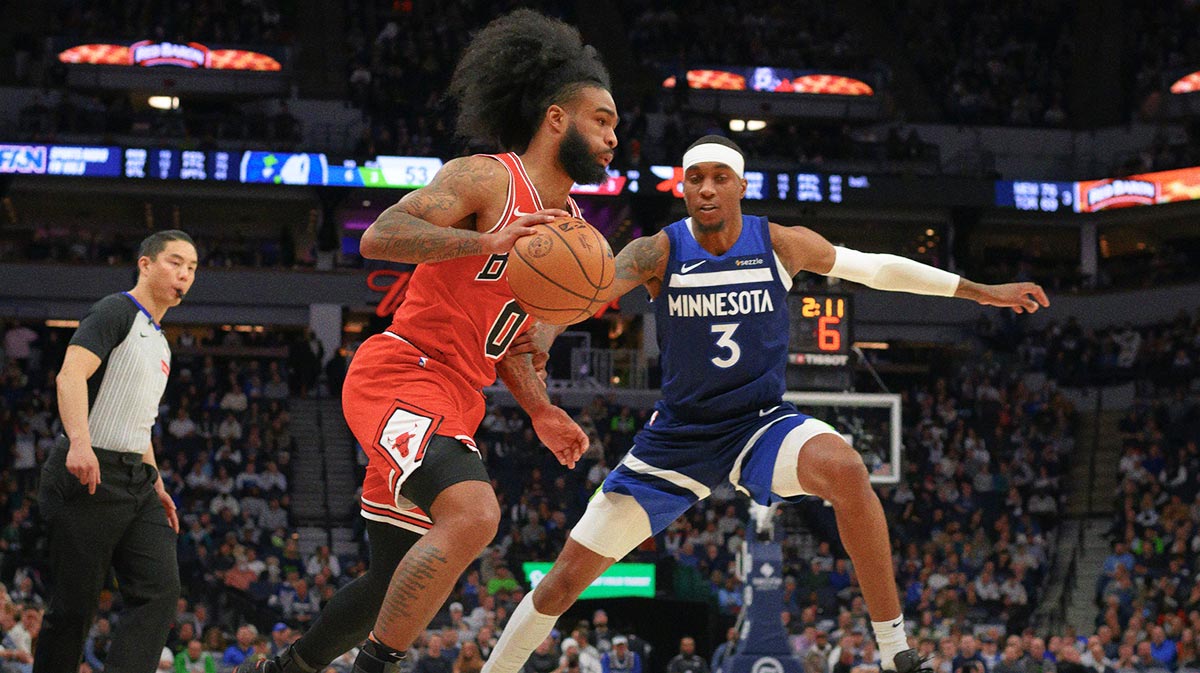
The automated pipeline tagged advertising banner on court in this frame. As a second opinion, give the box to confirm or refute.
[523,562,655,599]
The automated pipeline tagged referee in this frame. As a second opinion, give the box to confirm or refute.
[36,230,196,672]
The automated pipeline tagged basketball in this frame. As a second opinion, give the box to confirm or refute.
[507,216,615,325]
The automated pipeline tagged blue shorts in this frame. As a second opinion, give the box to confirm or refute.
[599,402,836,536]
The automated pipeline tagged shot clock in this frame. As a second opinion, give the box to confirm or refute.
[786,292,854,391]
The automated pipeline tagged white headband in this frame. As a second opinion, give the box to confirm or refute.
[682,143,745,178]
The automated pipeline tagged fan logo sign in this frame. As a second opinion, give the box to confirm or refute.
[130,41,210,68]
[0,145,47,174]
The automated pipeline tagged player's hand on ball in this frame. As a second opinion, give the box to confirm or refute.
[531,406,588,469]
[976,282,1050,314]
[480,208,571,255]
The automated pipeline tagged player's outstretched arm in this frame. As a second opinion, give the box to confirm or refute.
[360,156,566,264]
[599,232,670,302]
[771,223,1049,313]
[951,279,1050,314]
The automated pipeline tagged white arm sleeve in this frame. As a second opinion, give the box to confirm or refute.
[827,246,961,297]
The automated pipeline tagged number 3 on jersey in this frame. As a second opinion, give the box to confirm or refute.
[710,323,741,368]
[485,300,528,359]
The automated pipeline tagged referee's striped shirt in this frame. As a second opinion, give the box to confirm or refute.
[70,292,171,453]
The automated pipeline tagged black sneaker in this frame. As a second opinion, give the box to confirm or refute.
[893,649,934,673]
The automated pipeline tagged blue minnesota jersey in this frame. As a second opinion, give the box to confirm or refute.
[653,215,792,421]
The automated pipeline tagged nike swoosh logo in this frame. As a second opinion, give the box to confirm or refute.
[681,261,706,273]
[891,619,903,628]
[759,406,780,417]
[513,208,535,218]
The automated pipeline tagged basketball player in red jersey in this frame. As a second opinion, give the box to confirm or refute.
[238,10,614,673]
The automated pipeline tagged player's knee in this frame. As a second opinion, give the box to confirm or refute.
[474,498,502,540]
[807,439,869,502]
[825,451,870,501]
[438,498,500,551]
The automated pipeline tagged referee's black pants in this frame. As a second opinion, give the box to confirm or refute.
[35,440,180,673]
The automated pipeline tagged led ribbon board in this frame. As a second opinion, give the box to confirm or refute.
[58,41,282,71]
[662,66,874,96]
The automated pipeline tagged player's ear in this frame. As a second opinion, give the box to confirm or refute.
[545,104,568,134]
[739,177,748,199]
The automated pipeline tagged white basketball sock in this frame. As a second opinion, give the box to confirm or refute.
[873,613,909,671]
[481,593,559,673]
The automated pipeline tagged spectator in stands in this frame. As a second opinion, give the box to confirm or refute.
[525,636,560,673]
[603,636,642,673]
[457,641,486,673]
[223,625,262,669]
[953,636,986,673]
[274,576,321,625]
[83,616,112,670]
[2,604,40,672]
[259,498,289,531]
[259,461,288,495]
[709,628,738,673]
[562,639,601,673]
[419,635,453,673]
[270,623,292,657]
[168,408,198,442]
[221,380,249,414]
[3,323,37,366]
[175,638,217,673]
[305,545,341,579]
[1147,626,1176,669]
[667,637,709,673]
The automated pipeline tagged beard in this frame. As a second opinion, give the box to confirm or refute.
[558,123,610,185]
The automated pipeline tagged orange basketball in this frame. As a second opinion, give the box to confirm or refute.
[507,216,615,325]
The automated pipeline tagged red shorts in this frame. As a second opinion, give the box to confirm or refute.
[343,331,486,534]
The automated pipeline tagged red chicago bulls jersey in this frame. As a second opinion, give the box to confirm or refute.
[387,152,581,390]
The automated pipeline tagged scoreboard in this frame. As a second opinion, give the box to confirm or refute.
[787,292,854,391]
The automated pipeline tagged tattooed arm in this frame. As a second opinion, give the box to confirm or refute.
[496,353,588,468]
[359,155,567,264]
[600,232,670,301]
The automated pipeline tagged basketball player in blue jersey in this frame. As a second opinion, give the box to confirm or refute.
[482,135,1050,673]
